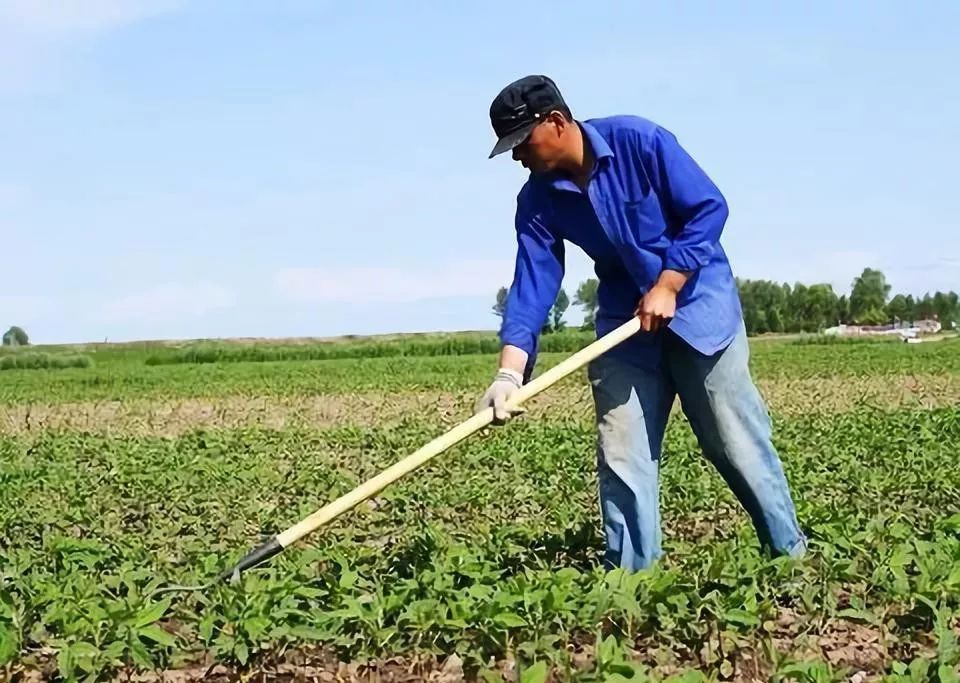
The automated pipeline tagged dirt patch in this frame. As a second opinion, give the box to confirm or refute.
[768,608,892,673]
[11,650,474,683]
[0,392,478,437]
[8,611,924,682]
[2,374,958,437]
[757,373,960,415]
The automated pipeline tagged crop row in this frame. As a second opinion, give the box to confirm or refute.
[142,330,596,366]
[3,338,960,407]
[0,353,92,372]
[1,406,959,680]
[141,327,914,365]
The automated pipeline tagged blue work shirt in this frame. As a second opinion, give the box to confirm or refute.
[499,115,743,378]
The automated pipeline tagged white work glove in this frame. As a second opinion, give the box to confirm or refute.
[474,367,526,424]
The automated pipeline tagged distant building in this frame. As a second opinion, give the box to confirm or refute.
[824,318,941,339]
[913,319,942,333]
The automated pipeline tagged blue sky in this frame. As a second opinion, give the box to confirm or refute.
[1,1,957,344]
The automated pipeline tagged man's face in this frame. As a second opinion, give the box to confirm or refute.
[511,113,567,174]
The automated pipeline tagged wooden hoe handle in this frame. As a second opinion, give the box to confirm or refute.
[221,316,642,581]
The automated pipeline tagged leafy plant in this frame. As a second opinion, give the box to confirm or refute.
[0,336,958,680]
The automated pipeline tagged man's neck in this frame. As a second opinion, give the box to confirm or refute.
[563,122,595,190]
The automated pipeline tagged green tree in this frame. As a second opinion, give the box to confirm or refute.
[736,278,757,334]
[904,295,917,321]
[836,295,850,325]
[932,291,960,327]
[738,278,785,335]
[858,307,889,326]
[806,284,840,331]
[573,278,599,330]
[492,286,509,319]
[916,293,935,320]
[753,309,769,335]
[768,307,784,333]
[886,294,911,323]
[849,268,891,323]
[2,326,28,347]
[543,288,570,334]
[736,269,957,334]
[785,283,807,332]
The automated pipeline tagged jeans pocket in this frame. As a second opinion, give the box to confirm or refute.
[587,355,616,390]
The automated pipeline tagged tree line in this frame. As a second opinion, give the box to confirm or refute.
[492,281,597,334]
[494,268,959,336]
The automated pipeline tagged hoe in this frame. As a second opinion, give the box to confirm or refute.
[156,317,641,594]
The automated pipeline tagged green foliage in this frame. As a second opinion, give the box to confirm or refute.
[738,269,960,335]
[0,352,92,371]
[850,267,892,322]
[2,364,960,678]
[3,335,960,405]
[492,286,509,319]
[737,279,843,334]
[143,330,597,367]
[574,279,599,330]
[886,294,912,323]
[789,333,902,346]
[542,287,570,334]
[931,291,960,328]
[553,287,570,331]
[2,305,960,683]
[2,326,29,347]
[857,307,890,326]
[836,295,850,324]
[149,336,505,364]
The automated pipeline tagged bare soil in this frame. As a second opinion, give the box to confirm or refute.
[11,609,951,682]
[3,373,958,437]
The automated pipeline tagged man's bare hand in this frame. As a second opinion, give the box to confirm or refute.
[634,270,690,332]
[635,285,677,331]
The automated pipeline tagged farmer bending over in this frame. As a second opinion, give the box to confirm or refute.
[475,75,806,571]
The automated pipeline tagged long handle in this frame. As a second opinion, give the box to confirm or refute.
[220,317,642,582]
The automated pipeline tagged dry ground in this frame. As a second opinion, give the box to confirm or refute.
[2,373,958,437]
[14,608,957,682]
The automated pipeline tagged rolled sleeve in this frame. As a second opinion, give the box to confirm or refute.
[646,126,729,273]
[498,191,564,378]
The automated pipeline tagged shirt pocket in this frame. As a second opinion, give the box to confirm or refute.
[622,196,667,243]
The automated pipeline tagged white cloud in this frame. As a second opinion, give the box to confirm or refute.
[275,259,518,305]
[101,282,234,322]
[0,0,185,89]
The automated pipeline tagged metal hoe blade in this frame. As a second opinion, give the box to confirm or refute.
[215,317,643,583]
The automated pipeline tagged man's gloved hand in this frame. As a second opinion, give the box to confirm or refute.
[474,367,526,424]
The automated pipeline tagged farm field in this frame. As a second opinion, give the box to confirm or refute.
[1,335,959,681]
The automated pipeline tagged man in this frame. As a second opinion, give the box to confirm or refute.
[475,74,806,571]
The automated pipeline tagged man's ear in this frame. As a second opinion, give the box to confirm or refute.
[547,110,569,136]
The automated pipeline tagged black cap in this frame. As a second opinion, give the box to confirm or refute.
[488,75,567,158]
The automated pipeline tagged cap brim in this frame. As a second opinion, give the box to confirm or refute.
[488,122,536,158]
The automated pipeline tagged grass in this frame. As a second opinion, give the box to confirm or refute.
[1,332,959,681]
[0,352,92,371]
[142,329,597,365]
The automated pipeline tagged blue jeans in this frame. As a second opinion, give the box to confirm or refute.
[587,323,806,571]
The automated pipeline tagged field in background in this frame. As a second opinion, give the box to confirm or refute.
[1,332,959,681]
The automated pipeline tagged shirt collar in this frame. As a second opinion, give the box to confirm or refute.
[547,120,614,193]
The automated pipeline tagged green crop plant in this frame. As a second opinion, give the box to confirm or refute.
[0,335,959,680]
